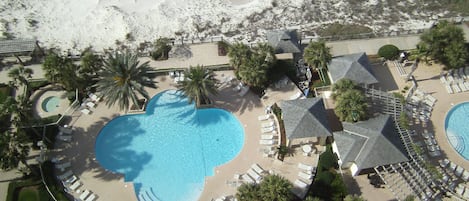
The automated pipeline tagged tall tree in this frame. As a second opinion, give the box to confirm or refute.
[233,43,276,88]
[334,89,368,122]
[236,183,261,201]
[228,42,251,71]
[0,130,30,173]
[418,20,468,69]
[258,174,293,201]
[177,65,218,107]
[8,65,33,92]
[303,41,332,83]
[331,79,356,100]
[95,51,157,112]
[42,52,85,91]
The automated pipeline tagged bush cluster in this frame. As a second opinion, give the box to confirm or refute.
[378,44,400,60]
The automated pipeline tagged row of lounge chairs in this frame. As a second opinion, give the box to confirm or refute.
[441,67,469,94]
[81,93,101,115]
[56,125,74,142]
[292,163,316,198]
[257,114,278,156]
[407,88,436,123]
[54,158,97,201]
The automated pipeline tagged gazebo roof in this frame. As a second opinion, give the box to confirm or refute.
[266,30,301,54]
[280,98,332,139]
[333,115,409,169]
[0,39,37,55]
[328,52,378,85]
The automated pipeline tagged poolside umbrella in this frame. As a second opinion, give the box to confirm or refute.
[279,98,332,146]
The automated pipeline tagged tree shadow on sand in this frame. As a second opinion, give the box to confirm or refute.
[64,115,151,182]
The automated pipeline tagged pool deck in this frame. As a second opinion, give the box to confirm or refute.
[43,43,469,201]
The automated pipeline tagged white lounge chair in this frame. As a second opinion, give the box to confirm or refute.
[259,139,277,145]
[86,101,96,108]
[80,190,90,200]
[298,163,314,172]
[64,175,77,184]
[261,134,275,140]
[57,170,73,180]
[247,169,262,183]
[59,126,73,134]
[456,166,464,177]
[298,171,313,181]
[57,135,72,142]
[69,180,82,191]
[55,161,71,171]
[261,121,275,128]
[251,164,265,174]
[258,114,271,121]
[261,126,275,133]
[89,93,101,102]
[463,170,469,181]
[445,84,454,94]
[241,174,255,184]
[238,86,249,96]
[81,108,91,115]
[294,179,308,189]
[85,194,96,201]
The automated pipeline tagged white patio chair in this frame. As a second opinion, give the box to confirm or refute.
[257,114,271,121]
[298,163,314,172]
[69,180,82,191]
[241,174,255,184]
[261,121,275,128]
[261,134,274,140]
[81,108,91,115]
[85,194,96,201]
[298,171,313,181]
[79,190,90,200]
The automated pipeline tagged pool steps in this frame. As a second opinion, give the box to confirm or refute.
[138,188,160,201]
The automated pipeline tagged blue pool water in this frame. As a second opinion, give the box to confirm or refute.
[445,102,469,160]
[95,90,244,201]
[41,96,60,112]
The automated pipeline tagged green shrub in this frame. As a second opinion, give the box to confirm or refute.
[29,80,50,92]
[378,44,400,60]
[151,38,172,60]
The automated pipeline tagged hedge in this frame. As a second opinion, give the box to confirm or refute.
[378,44,400,60]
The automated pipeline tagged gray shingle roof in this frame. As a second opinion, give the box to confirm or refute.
[266,30,301,54]
[0,39,37,55]
[280,98,332,139]
[333,114,408,170]
[328,52,378,85]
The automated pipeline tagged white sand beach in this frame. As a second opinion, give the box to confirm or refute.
[0,0,443,52]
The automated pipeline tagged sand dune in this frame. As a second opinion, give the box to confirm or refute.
[0,0,450,52]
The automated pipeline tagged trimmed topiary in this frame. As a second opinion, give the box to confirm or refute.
[378,44,400,60]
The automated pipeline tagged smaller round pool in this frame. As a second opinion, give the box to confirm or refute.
[445,102,469,160]
[41,96,60,112]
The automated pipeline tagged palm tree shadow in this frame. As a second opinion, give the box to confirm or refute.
[212,86,263,115]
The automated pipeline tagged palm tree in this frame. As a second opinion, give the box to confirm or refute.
[177,65,218,107]
[334,89,368,122]
[236,183,261,201]
[303,41,332,83]
[95,51,157,112]
[228,42,251,70]
[331,79,357,100]
[0,130,31,174]
[8,65,33,92]
[254,43,276,65]
[237,53,270,88]
[259,174,293,201]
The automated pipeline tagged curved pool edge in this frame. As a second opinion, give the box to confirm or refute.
[444,101,469,161]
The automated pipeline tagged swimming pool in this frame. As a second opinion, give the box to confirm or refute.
[95,90,244,201]
[41,96,60,112]
[445,102,469,160]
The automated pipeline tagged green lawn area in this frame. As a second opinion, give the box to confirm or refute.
[18,187,40,201]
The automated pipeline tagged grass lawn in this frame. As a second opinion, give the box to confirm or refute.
[18,186,40,201]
